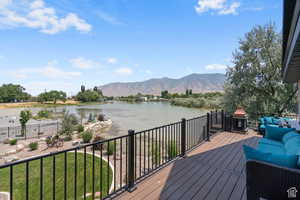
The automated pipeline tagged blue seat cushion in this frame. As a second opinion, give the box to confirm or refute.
[282,131,300,143]
[260,124,265,130]
[272,118,281,125]
[257,143,286,154]
[268,154,299,168]
[259,118,265,125]
[259,138,283,147]
[265,125,295,141]
[284,136,300,155]
[243,145,271,162]
[264,117,274,125]
[244,145,298,169]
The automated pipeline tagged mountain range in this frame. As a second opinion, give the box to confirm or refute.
[99,73,226,97]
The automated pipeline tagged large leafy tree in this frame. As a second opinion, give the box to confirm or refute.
[0,84,30,103]
[38,90,66,104]
[75,89,102,102]
[223,24,298,118]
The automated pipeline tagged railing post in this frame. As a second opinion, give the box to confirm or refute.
[210,111,213,128]
[127,129,137,192]
[206,113,210,141]
[181,118,186,158]
[215,110,218,124]
[221,110,225,130]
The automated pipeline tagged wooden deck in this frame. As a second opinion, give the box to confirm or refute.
[116,131,260,200]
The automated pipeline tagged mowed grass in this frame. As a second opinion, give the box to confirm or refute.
[0,152,112,200]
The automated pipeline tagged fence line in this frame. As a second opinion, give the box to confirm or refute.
[0,110,224,200]
[0,122,61,142]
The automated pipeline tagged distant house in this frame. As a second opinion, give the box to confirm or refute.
[138,96,148,102]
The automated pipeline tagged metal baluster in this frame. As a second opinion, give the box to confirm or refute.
[84,147,86,200]
[26,162,29,200]
[10,165,13,200]
[64,152,67,200]
[53,156,55,200]
[75,149,77,200]
[40,158,43,200]
[92,145,95,199]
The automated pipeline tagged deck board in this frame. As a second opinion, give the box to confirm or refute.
[116,131,260,200]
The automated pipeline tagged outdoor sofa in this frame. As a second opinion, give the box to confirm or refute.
[258,116,291,135]
[244,125,300,199]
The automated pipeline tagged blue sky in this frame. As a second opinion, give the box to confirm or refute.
[0,0,282,96]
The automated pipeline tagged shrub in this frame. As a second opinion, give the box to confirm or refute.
[77,124,84,133]
[98,114,105,122]
[63,135,72,141]
[92,134,105,150]
[168,141,178,158]
[29,142,38,151]
[105,141,116,155]
[82,131,93,143]
[152,142,161,165]
[88,113,94,122]
[37,110,52,119]
[9,139,17,145]
[60,112,79,135]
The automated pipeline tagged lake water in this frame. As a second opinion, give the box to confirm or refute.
[0,102,207,136]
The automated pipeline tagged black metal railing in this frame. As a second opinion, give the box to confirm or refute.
[0,110,224,199]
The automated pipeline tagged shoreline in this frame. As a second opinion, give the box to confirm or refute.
[0,101,106,109]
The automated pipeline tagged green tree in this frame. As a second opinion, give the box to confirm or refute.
[185,89,189,96]
[223,23,298,118]
[93,86,103,96]
[75,90,102,102]
[81,85,85,93]
[0,84,30,103]
[19,110,32,136]
[161,90,169,99]
[37,90,66,104]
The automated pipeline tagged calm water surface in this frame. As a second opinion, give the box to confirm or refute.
[0,102,207,136]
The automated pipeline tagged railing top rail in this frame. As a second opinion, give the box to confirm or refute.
[134,121,182,135]
[186,115,207,121]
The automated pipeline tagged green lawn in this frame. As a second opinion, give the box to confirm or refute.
[0,152,113,200]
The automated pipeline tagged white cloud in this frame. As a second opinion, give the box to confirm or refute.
[95,10,124,25]
[218,2,240,15]
[195,0,240,15]
[11,60,81,79]
[107,57,117,64]
[115,67,133,76]
[70,57,101,69]
[205,64,227,70]
[0,0,92,34]
[145,70,152,74]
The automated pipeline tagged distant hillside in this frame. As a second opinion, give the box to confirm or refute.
[99,73,226,97]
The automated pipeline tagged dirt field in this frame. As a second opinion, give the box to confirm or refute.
[0,100,81,109]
